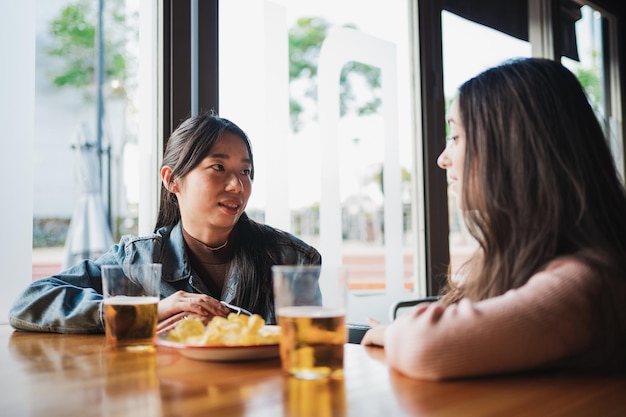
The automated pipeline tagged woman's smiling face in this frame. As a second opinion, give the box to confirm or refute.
[165,132,253,243]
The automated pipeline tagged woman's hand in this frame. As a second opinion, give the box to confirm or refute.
[156,291,229,334]
[360,317,388,347]
[361,302,438,347]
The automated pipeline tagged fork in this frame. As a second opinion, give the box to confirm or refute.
[220,301,253,316]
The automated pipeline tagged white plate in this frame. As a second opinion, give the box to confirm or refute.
[156,327,280,362]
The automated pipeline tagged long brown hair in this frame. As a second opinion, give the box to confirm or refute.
[442,58,626,304]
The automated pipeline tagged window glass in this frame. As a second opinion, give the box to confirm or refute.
[220,0,416,323]
[33,0,142,278]
[441,10,531,276]
[562,5,622,177]
[562,6,604,123]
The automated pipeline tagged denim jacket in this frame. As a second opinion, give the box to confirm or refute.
[9,220,321,333]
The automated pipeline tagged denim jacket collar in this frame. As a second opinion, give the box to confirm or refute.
[160,222,238,302]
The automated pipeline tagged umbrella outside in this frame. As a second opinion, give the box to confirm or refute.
[62,124,114,270]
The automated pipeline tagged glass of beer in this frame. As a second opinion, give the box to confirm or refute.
[272,265,348,379]
[102,264,161,351]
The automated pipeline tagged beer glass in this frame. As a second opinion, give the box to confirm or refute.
[102,264,161,351]
[272,265,348,379]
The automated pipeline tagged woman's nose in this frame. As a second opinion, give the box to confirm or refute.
[226,173,244,192]
[437,148,450,169]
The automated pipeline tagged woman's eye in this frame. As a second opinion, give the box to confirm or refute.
[242,168,251,176]
[211,164,225,171]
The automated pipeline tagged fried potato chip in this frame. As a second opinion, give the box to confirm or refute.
[166,316,206,343]
[167,313,280,346]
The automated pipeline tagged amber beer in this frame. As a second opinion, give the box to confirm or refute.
[277,306,346,379]
[104,296,159,350]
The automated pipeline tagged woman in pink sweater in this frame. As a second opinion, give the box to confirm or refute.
[362,58,626,380]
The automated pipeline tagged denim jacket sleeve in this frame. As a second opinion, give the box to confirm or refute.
[9,233,162,334]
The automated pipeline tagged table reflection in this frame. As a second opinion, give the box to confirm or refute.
[104,350,162,415]
[286,376,346,417]
[9,330,106,373]
[9,331,162,416]
[6,328,623,417]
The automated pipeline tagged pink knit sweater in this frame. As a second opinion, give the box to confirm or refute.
[384,257,626,380]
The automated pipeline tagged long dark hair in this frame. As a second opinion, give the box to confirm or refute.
[229,213,280,318]
[155,112,278,318]
[442,58,626,304]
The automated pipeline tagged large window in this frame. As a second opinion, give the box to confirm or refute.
[562,3,624,179]
[220,0,421,323]
[31,0,151,277]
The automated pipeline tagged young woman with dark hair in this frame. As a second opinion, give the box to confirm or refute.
[10,112,321,334]
[362,58,626,380]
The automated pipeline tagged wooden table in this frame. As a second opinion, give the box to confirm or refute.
[1,324,625,417]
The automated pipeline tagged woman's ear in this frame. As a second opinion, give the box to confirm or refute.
[160,166,178,193]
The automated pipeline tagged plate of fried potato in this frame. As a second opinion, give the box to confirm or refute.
[157,313,281,362]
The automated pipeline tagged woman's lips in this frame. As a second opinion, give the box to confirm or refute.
[218,201,241,215]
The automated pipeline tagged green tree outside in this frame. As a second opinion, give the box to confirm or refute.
[46,0,135,101]
[288,17,381,133]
